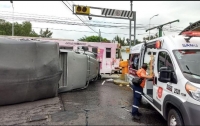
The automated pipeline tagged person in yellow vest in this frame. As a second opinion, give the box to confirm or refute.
[132,63,154,120]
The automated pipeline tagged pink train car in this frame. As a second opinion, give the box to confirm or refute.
[42,39,121,74]
[1,35,121,74]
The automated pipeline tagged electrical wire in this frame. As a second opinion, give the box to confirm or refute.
[61,1,98,34]
[1,10,184,32]
[0,14,183,32]
[0,10,185,32]
[0,10,158,26]
[0,12,182,36]
[0,12,143,28]
[0,15,150,29]
[32,26,152,36]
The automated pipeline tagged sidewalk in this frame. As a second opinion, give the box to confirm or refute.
[101,74,120,79]
[113,79,129,87]
[101,74,129,87]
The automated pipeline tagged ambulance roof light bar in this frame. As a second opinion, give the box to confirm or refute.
[181,31,200,42]
[181,31,200,37]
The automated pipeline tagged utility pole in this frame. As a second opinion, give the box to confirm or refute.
[129,0,132,49]
[133,12,136,46]
[99,29,101,42]
[146,19,179,37]
[10,1,14,36]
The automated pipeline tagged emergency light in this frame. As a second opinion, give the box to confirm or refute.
[155,40,161,49]
[181,31,200,37]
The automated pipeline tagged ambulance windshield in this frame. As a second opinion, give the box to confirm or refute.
[173,50,200,83]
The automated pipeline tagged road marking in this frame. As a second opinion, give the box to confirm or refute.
[102,79,114,85]
[121,107,131,113]
[102,81,105,85]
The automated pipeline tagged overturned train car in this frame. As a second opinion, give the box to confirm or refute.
[58,46,100,93]
[0,38,62,106]
[0,38,100,106]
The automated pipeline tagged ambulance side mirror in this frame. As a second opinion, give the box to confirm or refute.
[158,67,173,83]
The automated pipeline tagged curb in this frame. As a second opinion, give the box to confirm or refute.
[102,76,120,79]
[101,74,120,79]
[113,79,129,87]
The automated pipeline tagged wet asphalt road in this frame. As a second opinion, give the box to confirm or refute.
[0,79,167,125]
[59,79,167,125]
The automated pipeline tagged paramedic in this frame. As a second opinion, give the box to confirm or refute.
[132,63,153,120]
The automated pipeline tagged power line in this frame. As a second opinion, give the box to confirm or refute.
[0,10,186,32]
[0,15,149,29]
[2,10,184,31]
[0,11,156,26]
[0,13,183,34]
[0,14,183,32]
[0,12,144,27]
[61,1,98,34]
[32,26,152,36]
[0,17,182,34]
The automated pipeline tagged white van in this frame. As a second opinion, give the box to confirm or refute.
[126,31,200,126]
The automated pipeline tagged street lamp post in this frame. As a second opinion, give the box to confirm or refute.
[149,14,159,40]
[10,1,14,36]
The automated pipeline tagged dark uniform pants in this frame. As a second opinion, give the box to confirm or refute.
[132,85,143,116]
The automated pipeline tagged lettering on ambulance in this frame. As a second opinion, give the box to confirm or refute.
[166,84,172,92]
[181,93,186,97]
[174,88,180,95]
[182,43,198,47]
[156,87,163,100]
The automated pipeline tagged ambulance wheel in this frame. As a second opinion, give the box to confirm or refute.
[167,108,183,126]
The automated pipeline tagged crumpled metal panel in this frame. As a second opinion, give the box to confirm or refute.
[58,50,87,92]
[0,38,62,106]
[58,49,99,93]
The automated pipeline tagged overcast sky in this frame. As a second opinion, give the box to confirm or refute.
[0,1,199,41]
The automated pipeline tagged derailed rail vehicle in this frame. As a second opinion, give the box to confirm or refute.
[0,37,100,106]
[58,46,100,93]
[0,38,62,106]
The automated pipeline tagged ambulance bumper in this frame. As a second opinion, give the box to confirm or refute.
[181,101,200,125]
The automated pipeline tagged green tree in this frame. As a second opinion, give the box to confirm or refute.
[143,33,158,42]
[21,21,32,36]
[0,19,5,24]
[113,35,126,46]
[126,38,142,46]
[0,21,12,35]
[40,28,53,38]
[0,19,8,35]
[14,22,23,36]
[78,35,110,42]
[30,30,39,37]
[0,19,41,37]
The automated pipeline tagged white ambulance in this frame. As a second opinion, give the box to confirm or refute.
[127,31,200,126]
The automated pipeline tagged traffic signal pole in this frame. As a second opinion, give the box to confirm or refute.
[72,4,136,46]
[129,1,132,49]
[146,19,179,37]
[129,1,137,48]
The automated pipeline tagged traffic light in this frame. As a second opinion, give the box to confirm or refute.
[75,5,90,15]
